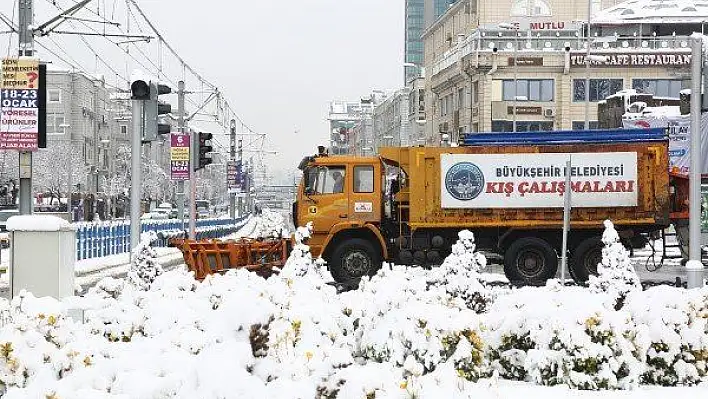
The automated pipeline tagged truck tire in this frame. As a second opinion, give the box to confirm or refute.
[570,237,603,283]
[504,237,558,283]
[329,238,380,284]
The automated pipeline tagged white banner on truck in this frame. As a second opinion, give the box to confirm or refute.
[440,153,638,209]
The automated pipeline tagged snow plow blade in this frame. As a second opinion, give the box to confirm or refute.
[171,238,292,280]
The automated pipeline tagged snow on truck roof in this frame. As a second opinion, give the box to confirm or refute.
[460,128,666,146]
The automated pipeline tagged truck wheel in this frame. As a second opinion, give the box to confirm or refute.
[570,237,603,283]
[329,238,380,284]
[504,237,558,283]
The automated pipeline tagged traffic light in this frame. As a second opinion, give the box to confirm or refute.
[193,132,213,171]
[130,79,150,100]
[143,82,172,141]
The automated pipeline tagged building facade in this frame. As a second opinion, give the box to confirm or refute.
[425,0,460,28]
[405,0,426,83]
[421,0,692,144]
[373,87,412,150]
[42,70,118,195]
[407,75,428,145]
[327,92,388,155]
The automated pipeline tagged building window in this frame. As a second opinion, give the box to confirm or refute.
[632,79,688,98]
[120,125,128,135]
[46,114,66,135]
[502,79,554,101]
[458,87,465,109]
[571,121,600,130]
[573,79,623,102]
[48,89,61,103]
[492,120,553,132]
[510,0,552,16]
[471,81,479,104]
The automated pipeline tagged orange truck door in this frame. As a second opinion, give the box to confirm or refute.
[299,164,349,237]
[349,162,380,223]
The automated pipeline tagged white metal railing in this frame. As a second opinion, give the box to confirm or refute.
[431,34,694,76]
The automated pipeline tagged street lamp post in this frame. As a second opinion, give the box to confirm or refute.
[585,0,592,130]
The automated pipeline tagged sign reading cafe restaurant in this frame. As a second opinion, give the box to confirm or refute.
[570,52,692,68]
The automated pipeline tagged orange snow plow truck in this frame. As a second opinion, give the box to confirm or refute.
[291,128,689,285]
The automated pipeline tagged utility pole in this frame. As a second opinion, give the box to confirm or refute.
[17,0,34,215]
[177,81,186,230]
[687,37,704,288]
[229,119,236,218]
[237,138,243,216]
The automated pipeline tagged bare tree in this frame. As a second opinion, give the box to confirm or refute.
[33,141,88,205]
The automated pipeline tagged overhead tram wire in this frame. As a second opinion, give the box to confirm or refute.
[44,0,261,141]
[43,0,183,93]
[125,0,261,135]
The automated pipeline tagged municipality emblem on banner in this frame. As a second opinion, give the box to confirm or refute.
[445,162,484,201]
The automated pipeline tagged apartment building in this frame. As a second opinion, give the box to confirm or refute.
[422,0,694,143]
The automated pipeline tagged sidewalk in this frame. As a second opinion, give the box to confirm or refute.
[0,247,185,299]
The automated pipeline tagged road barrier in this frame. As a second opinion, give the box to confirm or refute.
[74,216,249,260]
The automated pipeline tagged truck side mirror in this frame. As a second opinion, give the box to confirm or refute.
[305,187,315,196]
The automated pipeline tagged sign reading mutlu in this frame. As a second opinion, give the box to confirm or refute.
[570,52,691,67]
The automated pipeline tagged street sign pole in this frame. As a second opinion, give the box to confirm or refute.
[130,100,143,255]
[230,119,236,218]
[560,157,572,285]
[177,81,186,230]
[189,131,197,239]
[237,138,243,215]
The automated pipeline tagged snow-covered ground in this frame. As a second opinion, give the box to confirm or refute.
[0,222,706,397]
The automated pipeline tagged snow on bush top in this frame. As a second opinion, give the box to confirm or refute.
[251,209,289,239]
[589,220,641,307]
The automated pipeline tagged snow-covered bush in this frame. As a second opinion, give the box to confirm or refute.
[0,292,105,394]
[625,286,708,386]
[5,222,708,396]
[589,220,641,310]
[428,230,492,313]
[485,287,644,390]
[127,231,164,291]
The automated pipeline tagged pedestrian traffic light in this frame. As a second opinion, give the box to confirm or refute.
[193,132,213,171]
[143,82,172,141]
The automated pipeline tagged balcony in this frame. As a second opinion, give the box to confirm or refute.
[431,32,694,77]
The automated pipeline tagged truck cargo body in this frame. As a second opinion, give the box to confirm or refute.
[295,129,688,285]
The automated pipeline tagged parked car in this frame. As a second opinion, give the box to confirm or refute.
[0,209,19,232]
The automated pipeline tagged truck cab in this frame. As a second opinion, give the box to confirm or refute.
[294,149,389,283]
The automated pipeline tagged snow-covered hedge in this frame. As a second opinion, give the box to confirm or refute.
[0,223,707,397]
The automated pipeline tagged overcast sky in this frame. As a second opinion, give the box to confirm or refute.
[139,0,405,179]
[0,0,404,182]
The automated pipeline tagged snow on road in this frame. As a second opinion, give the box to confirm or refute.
[221,210,290,240]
